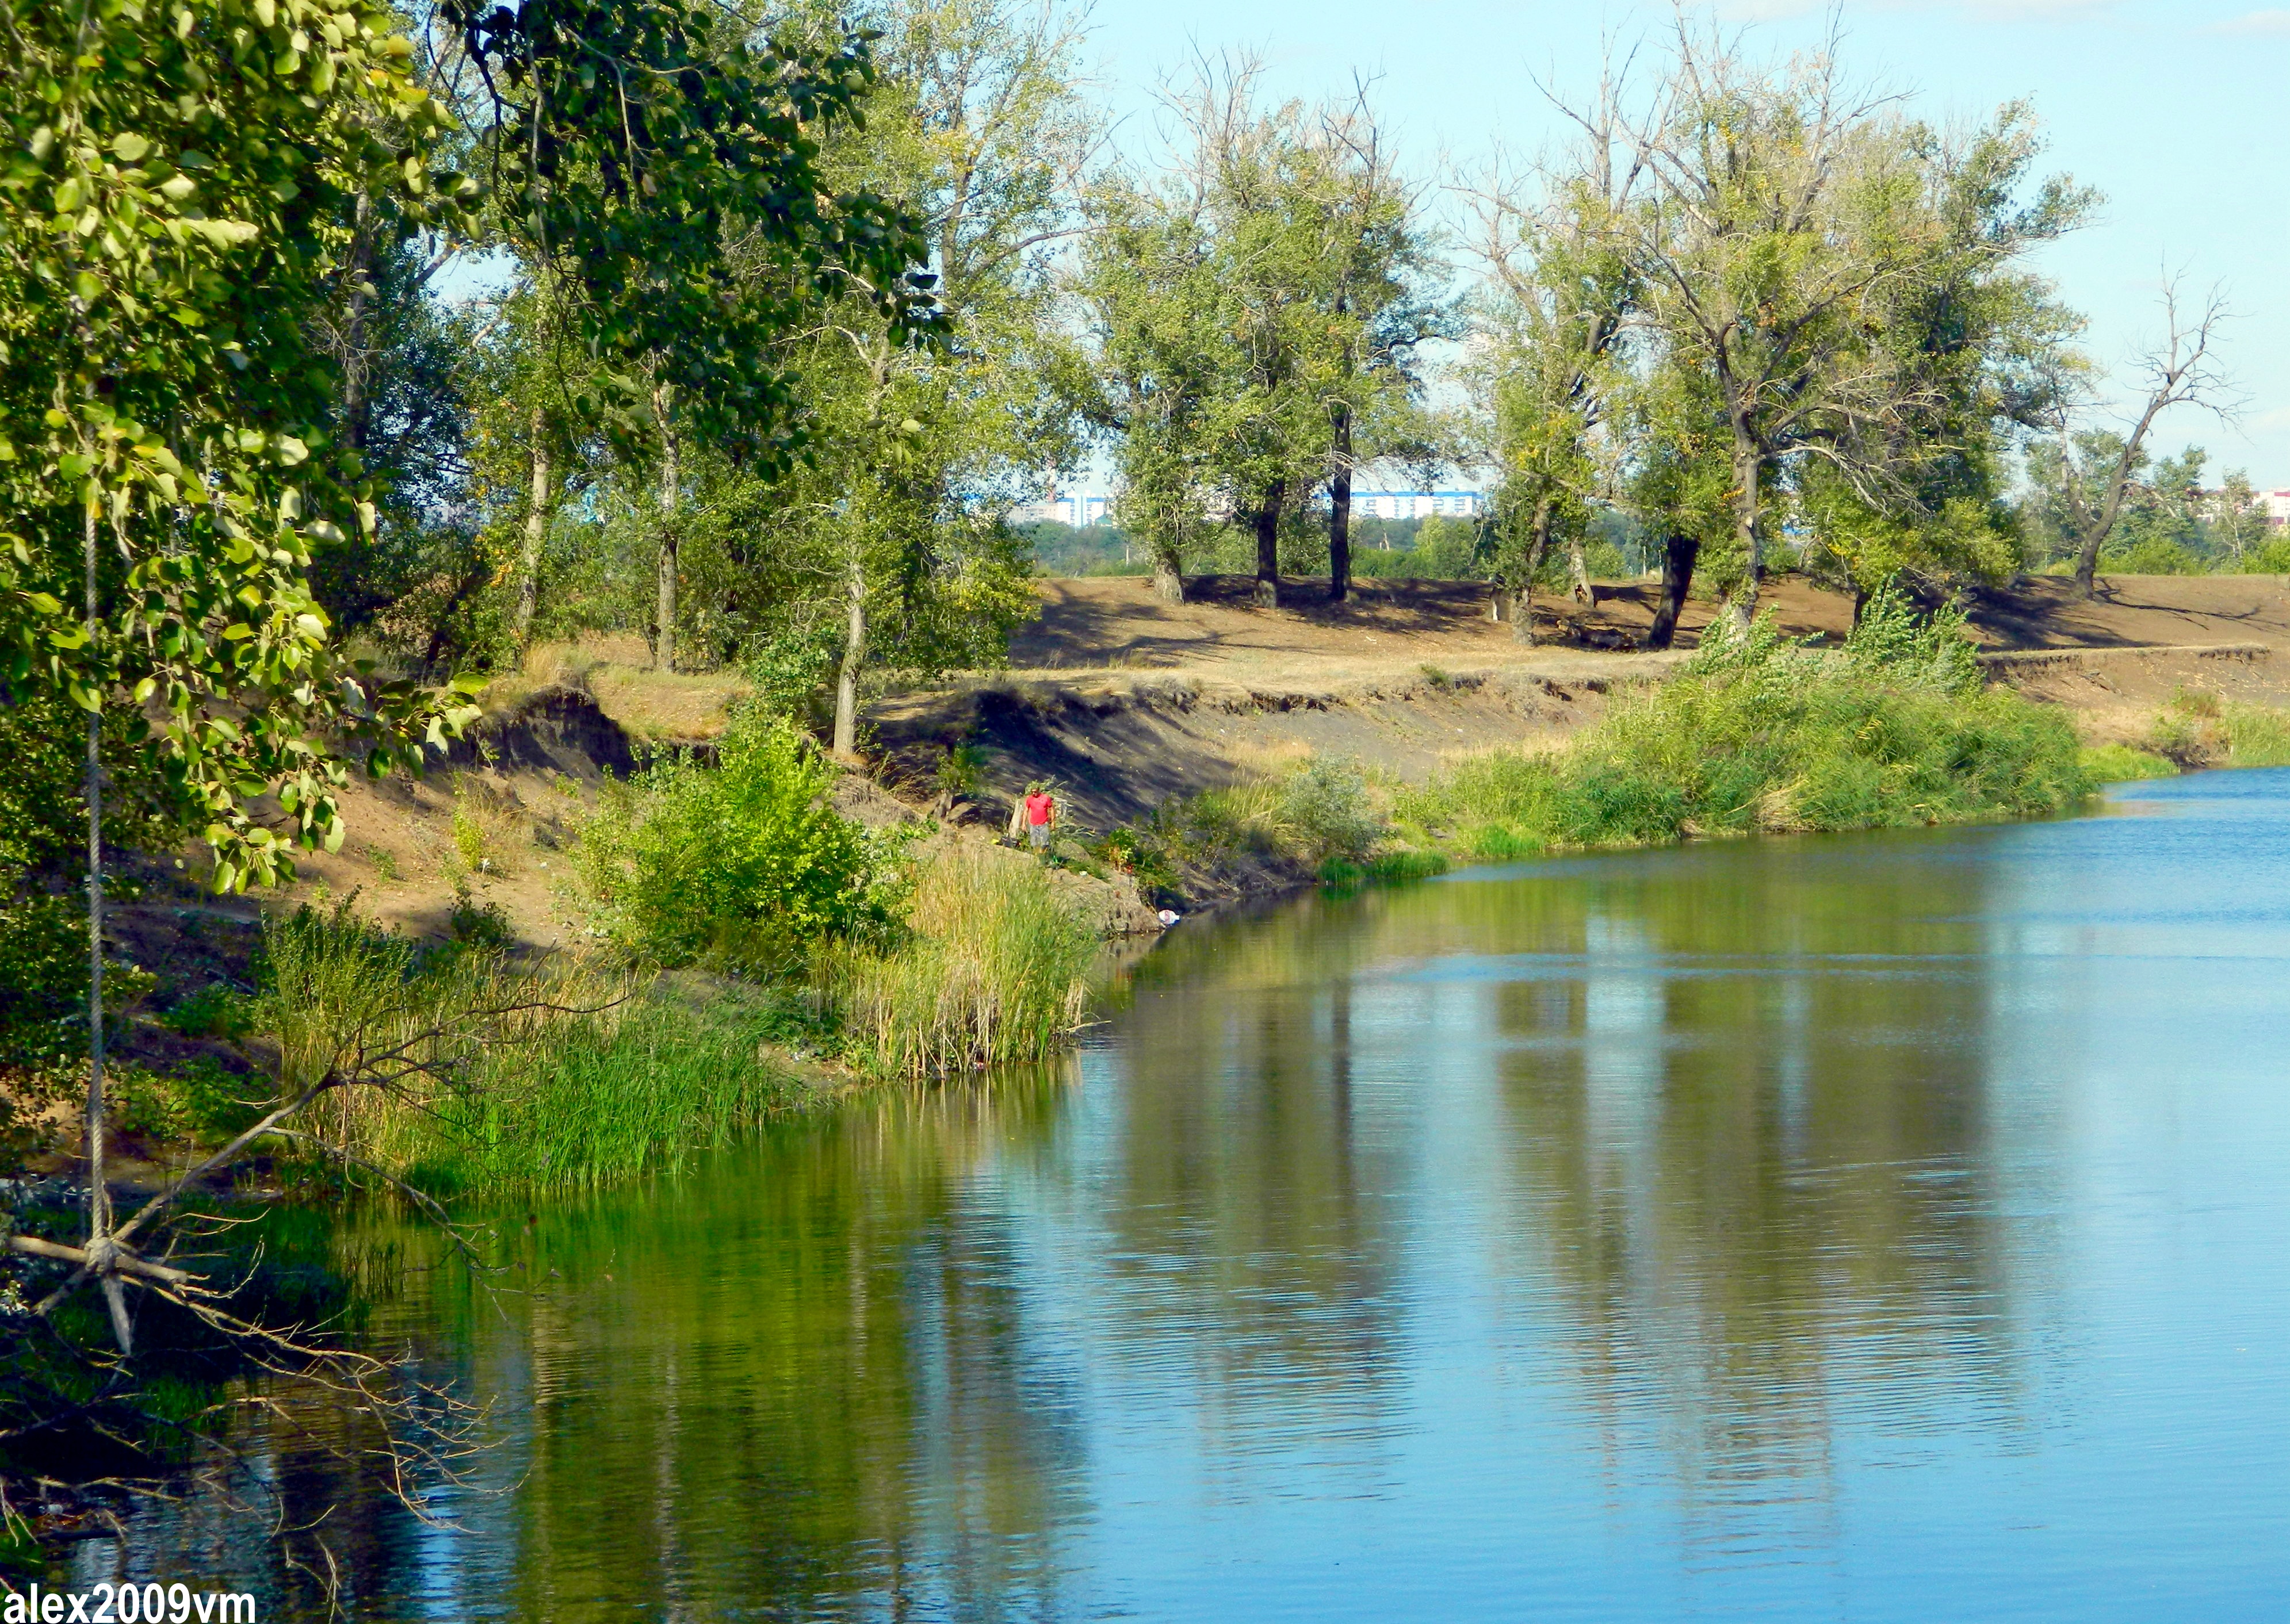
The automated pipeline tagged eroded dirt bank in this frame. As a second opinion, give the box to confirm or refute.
[212,571,2290,944]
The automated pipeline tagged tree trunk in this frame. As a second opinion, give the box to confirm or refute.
[512,405,555,650]
[1647,533,1700,652]
[1513,496,1554,646]
[1568,534,1595,606]
[1729,429,1764,629]
[1329,409,1352,604]
[1151,554,1187,604]
[80,497,128,1355]
[652,385,680,673]
[832,558,866,758]
[336,191,377,458]
[1253,480,1286,608]
[2074,527,2102,600]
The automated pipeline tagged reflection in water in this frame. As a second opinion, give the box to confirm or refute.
[102,774,2290,1620]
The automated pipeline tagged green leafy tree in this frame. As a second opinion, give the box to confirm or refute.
[438,0,943,672]
[1463,76,1641,642]
[1083,59,1439,610]
[1614,21,1971,628]
[755,0,1095,754]
[0,0,482,1355]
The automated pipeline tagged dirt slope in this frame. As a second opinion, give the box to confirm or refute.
[876,572,2290,836]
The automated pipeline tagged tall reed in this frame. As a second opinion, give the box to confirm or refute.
[821,846,1095,1080]
[256,901,811,1195]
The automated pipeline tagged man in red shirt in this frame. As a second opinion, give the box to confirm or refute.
[1008,781,1057,855]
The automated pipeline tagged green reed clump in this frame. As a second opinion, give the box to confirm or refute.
[406,989,814,1193]
[251,899,813,1195]
[2223,703,2290,767]
[2078,742,2179,783]
[821,845,1095,1080]
[1401,596,2086,853]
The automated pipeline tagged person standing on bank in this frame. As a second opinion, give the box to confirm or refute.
[1007,781,1058,856]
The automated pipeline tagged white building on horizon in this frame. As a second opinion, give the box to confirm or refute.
[1015,486,1485,527]
[1351,489,1484,520]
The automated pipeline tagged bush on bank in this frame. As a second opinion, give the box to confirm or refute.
[566,706,1096,1081]
[573,707,899,974]
[1397,589,2088,860]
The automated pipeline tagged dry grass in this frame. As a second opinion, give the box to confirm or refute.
[820,846,1096,1080]
[483,636,751,742]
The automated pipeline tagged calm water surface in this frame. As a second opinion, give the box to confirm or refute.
[106,772,2290,1619]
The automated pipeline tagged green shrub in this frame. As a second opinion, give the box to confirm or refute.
[2225,704,2290,767]
[821,846,1095,1080]
[2078,744,2179,783]
[404,988,812,1193]
[1279,756,1384,864]
[574,708,895,972]
[1844,581,1982,692]
[159,984,257,1044]
[1401,605,2085,853]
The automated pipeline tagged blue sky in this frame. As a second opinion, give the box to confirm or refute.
[1082,0,2290,488]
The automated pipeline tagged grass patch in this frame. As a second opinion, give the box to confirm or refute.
[405,987,815,1193]
[820,845,1095,1081]
[1400,594,2086,855]
[248,899,819,1195]
[2224,704,2290,767]
[2079,743,2179,783]
[1318,848,1451,889]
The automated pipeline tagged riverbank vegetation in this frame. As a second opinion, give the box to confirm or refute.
[1091,592,2091,888]
[1398,606,2085,859]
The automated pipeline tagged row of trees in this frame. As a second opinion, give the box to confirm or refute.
[127,5,2247,731]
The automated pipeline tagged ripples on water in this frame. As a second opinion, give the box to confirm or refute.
[90,771,2290,1620]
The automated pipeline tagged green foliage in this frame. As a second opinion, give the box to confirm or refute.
[0,0,481,890]
[452,0,939,466]
[2224,704,2290,767]
[400,988,814,1194]
[820,845,1094,1079]
[573,709,896,971]
[1318,848,1450,888]
[1403,612,2086,854]
[937,742,988,802]
[159,984,256,1045]
[0,890,83,1081]
[1278,756,1384,864]
[1079,66,1448,596]
[2078,743,2178,783]
[1842,581,1983,693]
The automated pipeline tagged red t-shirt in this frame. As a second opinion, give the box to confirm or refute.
[1025,792,1054,827]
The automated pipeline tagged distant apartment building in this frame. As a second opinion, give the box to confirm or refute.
[1352,489,1485,520]
[2260,489,2290,528]
[1015,487,1485,526]
[1015,491,1112,526]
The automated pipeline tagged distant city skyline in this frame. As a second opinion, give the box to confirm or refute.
[1019,487,1485,527]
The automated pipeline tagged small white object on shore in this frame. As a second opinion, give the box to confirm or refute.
[1156,909,1182,928]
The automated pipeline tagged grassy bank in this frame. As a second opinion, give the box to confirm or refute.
[1397,616,2085,860]
[819,845,1097,1080]
[1096,593,2094,888]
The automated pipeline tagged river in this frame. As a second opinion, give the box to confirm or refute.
[87,771,2290,1619]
